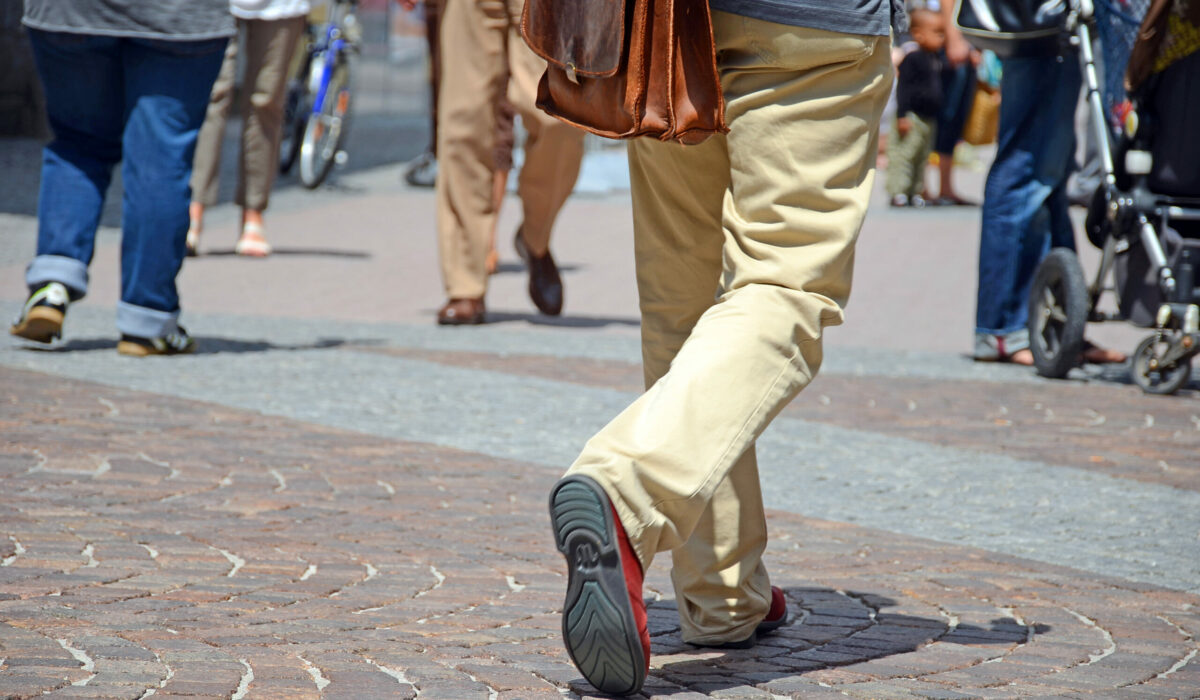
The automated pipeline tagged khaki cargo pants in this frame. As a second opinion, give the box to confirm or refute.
[565,12,893,645]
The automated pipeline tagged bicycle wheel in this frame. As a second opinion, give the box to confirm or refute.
[298,54,352,189]
[278,79,308,175]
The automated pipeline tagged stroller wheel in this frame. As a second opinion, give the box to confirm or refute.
[1029,248,1089,379]
[1131,335,1192,395]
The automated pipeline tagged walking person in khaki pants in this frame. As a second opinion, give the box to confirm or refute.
[188,0,310,258]
[430,0,584,325]
[546,5,900,695]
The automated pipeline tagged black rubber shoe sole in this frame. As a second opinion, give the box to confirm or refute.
[550,475,646,696]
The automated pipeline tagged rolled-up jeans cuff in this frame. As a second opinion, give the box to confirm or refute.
[26,255,89,298]
[974,328,1030,358]
[116,302,179,339]
[996,328,1030,351]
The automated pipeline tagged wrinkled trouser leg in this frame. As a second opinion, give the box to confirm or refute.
[565,13,892,644]
[434,0,582,298]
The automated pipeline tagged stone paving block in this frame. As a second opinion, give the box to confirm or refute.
[0,674,68,696]
[2,657,80,668]
[686,684,778,698]
[759,676,857,697]
[44,684,148,699]
[157,680,243,695]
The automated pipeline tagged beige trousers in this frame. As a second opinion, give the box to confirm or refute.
[435,0,584,299]
[191,16,306,211]
[566,13,892,645]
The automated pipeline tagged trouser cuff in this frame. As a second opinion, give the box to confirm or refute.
[116,302,179,339]
[26,255,89,299]
[974,328,1030,359]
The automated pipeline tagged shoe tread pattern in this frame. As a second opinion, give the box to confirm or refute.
[551,481,610,549]
[551,476,642,696]
[566,581,639,693]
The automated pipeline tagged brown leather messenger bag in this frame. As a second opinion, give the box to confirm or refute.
[520,0,728,145]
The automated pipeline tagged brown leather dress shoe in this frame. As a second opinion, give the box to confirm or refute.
[514,228,563,316]
[437,298,485,325]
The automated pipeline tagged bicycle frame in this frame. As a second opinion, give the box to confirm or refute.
[308,2,354,119]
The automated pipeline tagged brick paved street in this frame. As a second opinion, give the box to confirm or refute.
[2,83,1200,699]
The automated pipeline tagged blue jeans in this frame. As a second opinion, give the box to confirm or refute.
[935,58,975,155]
[974,54,1081,351]
[25,30,226,338]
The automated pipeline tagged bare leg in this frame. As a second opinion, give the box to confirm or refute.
[186,202,205,255]
[486,168,508,274]
[937,155,958,201]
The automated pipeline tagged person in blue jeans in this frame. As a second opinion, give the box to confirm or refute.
[9,0,233,356]
[973,51,1123,365]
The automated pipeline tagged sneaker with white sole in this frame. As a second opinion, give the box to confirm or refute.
[10,282,70,343]
[116,326,197,356]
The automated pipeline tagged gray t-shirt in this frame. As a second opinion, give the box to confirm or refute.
[710,0,904,36]
[23,0,234,41]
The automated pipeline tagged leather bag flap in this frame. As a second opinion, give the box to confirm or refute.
[522,0,626,78]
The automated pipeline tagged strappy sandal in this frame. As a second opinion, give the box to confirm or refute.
[235,222,272,257]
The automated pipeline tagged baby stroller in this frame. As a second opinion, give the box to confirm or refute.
[1027,0,1200,394]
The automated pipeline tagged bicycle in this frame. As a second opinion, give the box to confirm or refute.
[278,0,359,189]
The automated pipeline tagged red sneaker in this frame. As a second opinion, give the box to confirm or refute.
[691,585,789,649]
[550,475,649,695]
[756,585,789,634]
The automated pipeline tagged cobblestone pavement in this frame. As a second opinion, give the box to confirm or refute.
[2,364,1199,700]
[2,155,1200,698]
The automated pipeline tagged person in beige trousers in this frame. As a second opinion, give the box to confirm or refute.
[188,0,309,258]
[546,5,899,695]
[431,0,584,325]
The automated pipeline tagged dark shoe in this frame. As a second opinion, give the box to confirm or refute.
[116,326,196,357]
[403,151,437,188]
[10,282,69,343]
[550,475,649,696]
[690,585,790,650]
[436,297,485,325]
[514,228,563,316]
[931,195,978,207]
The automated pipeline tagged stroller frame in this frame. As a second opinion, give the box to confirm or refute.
[1028,0,1200,394]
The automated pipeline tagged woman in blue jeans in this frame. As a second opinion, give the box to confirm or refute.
[9,0,232,356]
[973,51,1124,365]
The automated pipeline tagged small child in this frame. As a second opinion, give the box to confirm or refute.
[886,8,946,207]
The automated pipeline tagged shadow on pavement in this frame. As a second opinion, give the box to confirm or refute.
[963,351,1200,394]
[196,248,372,259]
[16,336,371,355]
[650,587,1050,693]
[484,310,639,328]
[1087,360,1200,395]
[492,262,581,275]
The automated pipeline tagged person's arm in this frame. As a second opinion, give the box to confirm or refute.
[942,0,971,66]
